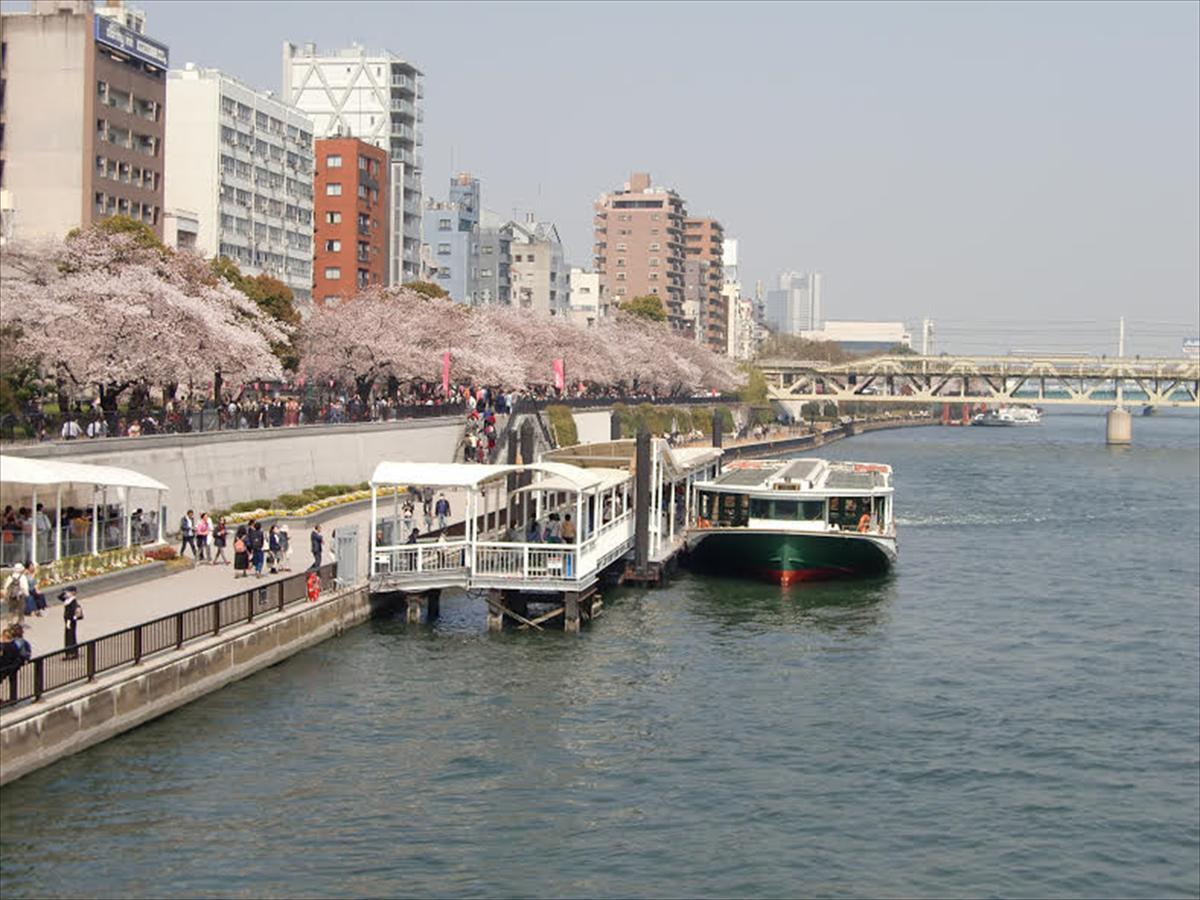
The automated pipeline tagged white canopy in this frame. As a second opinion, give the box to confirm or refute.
[0,454,170,492]
[370,460,628,494]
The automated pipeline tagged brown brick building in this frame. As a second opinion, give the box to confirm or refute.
[593,172,688,328]
[0,0,168,243]
[683,217,727,353]
[312,137,388,305]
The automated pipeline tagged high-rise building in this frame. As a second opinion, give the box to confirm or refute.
[766,271,822,336]
[164,65,315,307]
[510,214,568,316]
[282,42,423,286]
[476,210,512,305]
[593,172,687,328]
[313,137,388,305]
[683,217,726,353]
[0,0,168,244]
[422,173,478,303]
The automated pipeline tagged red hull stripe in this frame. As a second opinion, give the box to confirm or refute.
[758,567,855,585]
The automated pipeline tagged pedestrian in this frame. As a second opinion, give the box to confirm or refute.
[278,524,291,571]
[4,563,29,628]
[0,624,31,702]
[545,514,561,544]
[406,528,419,544]
[211,517,229,565]
[59,586,83,660]
[561,513,577,543]
[22,561,47,617]
[60,416,82,440]
[268,524,281,574]
[310,523,323,571]
[422,488,434,532]
[233,525,249,577]
[195,512,211,562]
[525,519,542,543]
[179,509,197,558]
[402,498,415,538]
[249,520,265,578]
[34,503,51,562]
[435,493,450,531]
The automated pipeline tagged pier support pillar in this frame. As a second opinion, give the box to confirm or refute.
[1106,407,1132,445]
[564,592,580,634]
[486,589,504,631]
[635,428,651,575]
[406,593,423,624]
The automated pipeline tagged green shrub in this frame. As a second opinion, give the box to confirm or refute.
[275,493,311,509]
[230,499,273,513]
[545,405,578,447]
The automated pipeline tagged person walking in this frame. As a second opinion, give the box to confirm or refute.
[402,498,415,538]
[179,510,197,559]
[310,524,324,571]
[195,512,211,563]
[59,586,83,660]
[249,520,265,578]
[233,525,249,578]
[278,524,291,571]
[4,563,29,629]
[435,493,451,532]
[267,524,281,574]
[211,517,229,565]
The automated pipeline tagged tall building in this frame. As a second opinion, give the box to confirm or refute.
[312,137,388,305]
[0,0,168,244]
[422,172,479,303]
[510,214,568,316]
[476,210,512,305]
[164,65,314,307]
[683,216,726,353]
[766,271,823,336]
[593,172,687,328]
[282,42,423,286]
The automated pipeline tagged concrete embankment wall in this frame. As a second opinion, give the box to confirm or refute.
[0,585,384,786]
[4,419,464,522]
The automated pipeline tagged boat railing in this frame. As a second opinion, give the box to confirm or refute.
[474,542,577,580]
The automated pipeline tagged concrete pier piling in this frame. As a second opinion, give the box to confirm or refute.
[1106,407,1133,445]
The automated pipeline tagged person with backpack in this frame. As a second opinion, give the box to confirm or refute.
[179,510,197,558]
[59,586,83,660]
[233,524,249,578]
[211,517,229,566]
[4,563,29,628]
[249,521,265,578]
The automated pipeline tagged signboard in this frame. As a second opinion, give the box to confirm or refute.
[94,16,169,69]
[1184,338,1200,360]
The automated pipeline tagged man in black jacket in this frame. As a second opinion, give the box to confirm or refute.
[310,524,323,571]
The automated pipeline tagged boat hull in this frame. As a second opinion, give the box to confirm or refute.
[686,529,895,585]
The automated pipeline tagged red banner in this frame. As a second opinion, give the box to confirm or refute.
[442,351,451,398]
[552,358,565,391]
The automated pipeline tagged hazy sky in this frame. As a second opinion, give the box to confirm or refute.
[137,1,1198,355]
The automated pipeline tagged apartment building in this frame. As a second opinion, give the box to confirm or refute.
[683,216,727,353]
[422,172,478,303]
[283,41,423,286]
[510,214,568,316]
[568,267,601,327]
[476,209,512,305]
[593,172,687,328]
[313,137,388,305]
[0,0,167,243]
[165,65,314,307]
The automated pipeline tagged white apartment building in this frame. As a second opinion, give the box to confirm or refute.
[568,268,601,327]
[165,65,314,307]
[282,42,423,286]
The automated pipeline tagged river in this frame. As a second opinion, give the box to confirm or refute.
[2,411,1197,899]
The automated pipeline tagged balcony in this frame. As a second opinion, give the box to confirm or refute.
[391,99,415,117]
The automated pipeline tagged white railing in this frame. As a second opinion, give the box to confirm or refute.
[373,541,468,577]
[474,543,578,581]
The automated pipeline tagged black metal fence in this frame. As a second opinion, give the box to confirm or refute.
[0,562,337,711]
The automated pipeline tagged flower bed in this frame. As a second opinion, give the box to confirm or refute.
[2,546,154,591]
[217,484,407,525]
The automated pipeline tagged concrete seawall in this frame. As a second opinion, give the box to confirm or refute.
[0,584,385,786]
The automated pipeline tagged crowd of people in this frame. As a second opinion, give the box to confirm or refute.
[2,563,86,701]
[1,503,158,566]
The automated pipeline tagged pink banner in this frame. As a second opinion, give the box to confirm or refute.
[552,358,565,391]
[442,351,451,398]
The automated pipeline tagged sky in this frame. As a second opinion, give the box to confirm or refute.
[136,1,1200,355]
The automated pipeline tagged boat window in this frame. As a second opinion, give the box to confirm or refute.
[717,493,749,527]
[828,497,867,530]
[748,498,825,521]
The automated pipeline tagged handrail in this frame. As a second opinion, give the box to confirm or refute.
[0,563,337,711]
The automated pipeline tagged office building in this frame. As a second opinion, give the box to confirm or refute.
[313,137,388,305]
[593,172,687,327]
[683,216,726,352]
[765,271,822,335]
[165,65,314,307]
[282,41,423,286]
[0,0,168,243]
[510,214,567,316]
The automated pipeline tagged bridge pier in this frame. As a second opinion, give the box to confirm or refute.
[486,589,505,631]
[1106,407,1132,445]
[564,591,581,634]
[404,590,441,625]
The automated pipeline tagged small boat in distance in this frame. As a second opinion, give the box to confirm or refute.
[971,406,1042,426]
[685,458,896,585]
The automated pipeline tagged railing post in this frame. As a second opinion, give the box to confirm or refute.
[523,544,530,579]
[86,641,96,682]
[33,657,44,701]
[247,589,255,623]
[133,626,143,664]
[212,600,220,636]
[278,579,286,612]
[176,611,184,648]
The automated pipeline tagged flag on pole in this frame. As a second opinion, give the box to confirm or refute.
[442,350,452,398]
[552,358,565,391]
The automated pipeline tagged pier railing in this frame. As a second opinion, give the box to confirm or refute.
[0,563,337,711]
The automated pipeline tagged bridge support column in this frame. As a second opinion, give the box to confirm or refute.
[1106,407,1132,445]
[406,593,423,624]
[564,591,580,634]
[486,589,504,631]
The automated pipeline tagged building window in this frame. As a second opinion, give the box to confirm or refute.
[325,239,341,252]
[326,155,342,168]
[649,243,660,251]
[527,254,535,263]
[617,258,625,267]
[439,218,452,231]
[482,245,494,255]
[358,184,367,199]
[616,273,626,281]
[649,273,659,280]
[513,254,521,262]
[437,242,451,255]
[650,258,660,266]
[324,267,341,279]
[480,268,493,277]
[437,269,451,280]
[326,183,342,196]
[326,211,341,224]
[359,156,369,170]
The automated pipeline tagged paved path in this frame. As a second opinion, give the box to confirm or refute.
[16,488,475,656]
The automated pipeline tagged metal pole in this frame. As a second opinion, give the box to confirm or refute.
[55,484,62,561]
[156,490,164,544]
[31,487,37,565]
[1117,317,1126,408]
[369,483,378,575]
[91,488,99,556]
[123,486,132,548]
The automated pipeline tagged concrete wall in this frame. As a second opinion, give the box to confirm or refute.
[573,409,613,445]
[0,583,381,786]
[5,418,464,524]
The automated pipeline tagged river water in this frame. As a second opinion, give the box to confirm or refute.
[2,412,1197,899]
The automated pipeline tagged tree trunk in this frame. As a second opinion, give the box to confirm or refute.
[355,375,374,409]
[213,370,223,406]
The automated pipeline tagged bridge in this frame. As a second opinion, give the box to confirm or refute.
[761,355,1200,410]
